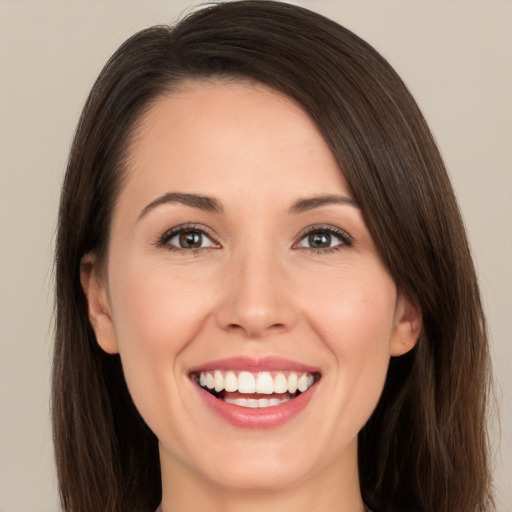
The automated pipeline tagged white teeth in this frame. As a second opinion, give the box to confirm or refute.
[224,396,291,408]
[297,373,310,392]
[214,370,224,392]
[196,370,317,395]
[238,371,256,393]
[224,371,238,392]
[226,398,246,407]
[255,372,274,394]
[274,373,288,393]
[287,372,298,393]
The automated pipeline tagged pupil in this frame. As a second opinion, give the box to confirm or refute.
[309,233,330,248]
[179,231,202,248]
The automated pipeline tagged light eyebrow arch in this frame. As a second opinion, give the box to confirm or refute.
[138,192,223,220]
[289,194,359,214]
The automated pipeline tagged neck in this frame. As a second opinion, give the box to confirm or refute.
[159,441,366,512]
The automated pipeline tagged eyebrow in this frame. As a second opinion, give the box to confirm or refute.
[138,192,223,220]
[288,194,359,214]
[138,192,358,220]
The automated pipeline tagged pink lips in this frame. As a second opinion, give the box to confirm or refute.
[189,356,320,374]
[189,356,320,429]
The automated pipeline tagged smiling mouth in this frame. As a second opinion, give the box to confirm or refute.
[191,370,320,408]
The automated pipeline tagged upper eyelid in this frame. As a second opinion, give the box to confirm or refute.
[162,223,213,236]
[294,224,352,242]
[159,224,221,246]
[293,226,354,253]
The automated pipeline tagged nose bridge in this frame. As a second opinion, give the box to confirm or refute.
[216,241,294,338]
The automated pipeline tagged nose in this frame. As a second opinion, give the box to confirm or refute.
[215,249,297,339]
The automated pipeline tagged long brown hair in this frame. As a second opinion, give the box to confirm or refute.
[53,2,494,511]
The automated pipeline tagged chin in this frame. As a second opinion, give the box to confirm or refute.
[202,459,311,493]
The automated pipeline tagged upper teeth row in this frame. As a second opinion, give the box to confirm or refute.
[198,370,315,395]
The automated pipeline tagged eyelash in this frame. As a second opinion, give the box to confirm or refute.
[156,223,353,253]
[294,224,353,253]
[157,224,220,253]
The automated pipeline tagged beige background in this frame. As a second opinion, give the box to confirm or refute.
[0,1,510,511]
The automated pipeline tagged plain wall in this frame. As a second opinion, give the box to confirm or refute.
[0,1,510,511]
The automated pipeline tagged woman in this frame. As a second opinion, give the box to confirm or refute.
[52,1,494,511]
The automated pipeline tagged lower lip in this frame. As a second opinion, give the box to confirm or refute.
[194,383,318,429]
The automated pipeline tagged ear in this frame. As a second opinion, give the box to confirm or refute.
[80,253,119,354]
[390,289,422,357]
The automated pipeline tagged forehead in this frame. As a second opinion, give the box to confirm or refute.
[119,79,349,214]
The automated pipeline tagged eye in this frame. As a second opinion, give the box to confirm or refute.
[296,226,352,251]
[159,225,218,251]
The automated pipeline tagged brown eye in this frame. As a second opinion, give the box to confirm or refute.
[163,228,216,250]
[296,227,352,251]
[308,233,331,249]
[179,231,203,248]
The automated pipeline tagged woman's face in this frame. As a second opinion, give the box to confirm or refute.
[83,80,419,494]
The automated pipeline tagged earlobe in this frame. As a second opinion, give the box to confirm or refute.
[80,253,119,354]
[390,290,422,357]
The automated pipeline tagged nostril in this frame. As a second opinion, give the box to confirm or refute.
[226,322,287,337]
[215,291,296,337]
[226,323,243,332]
[269,323,287,331]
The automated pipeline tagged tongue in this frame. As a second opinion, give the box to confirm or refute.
[220,391,292,401]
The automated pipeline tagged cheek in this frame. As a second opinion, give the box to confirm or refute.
[106,259,217,407]
[105,258,221,435]
[109,260,212,354]
[302,267,396,405]
[304,266,396,348]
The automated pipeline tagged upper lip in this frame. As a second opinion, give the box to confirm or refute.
[188,356,320,375]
